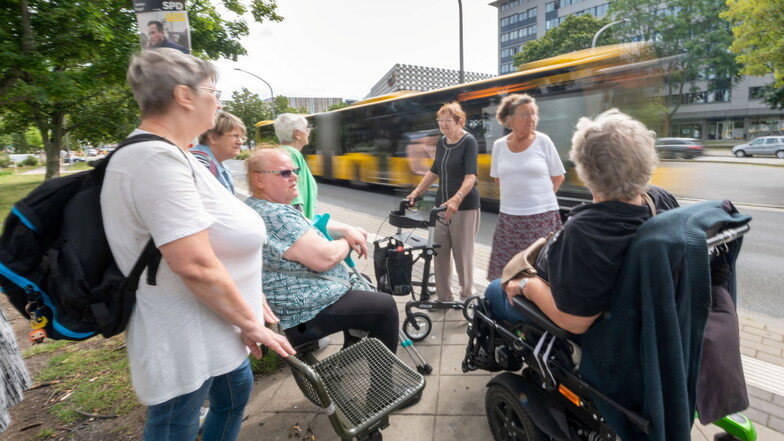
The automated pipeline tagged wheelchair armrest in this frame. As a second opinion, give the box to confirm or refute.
[511,296,571,339]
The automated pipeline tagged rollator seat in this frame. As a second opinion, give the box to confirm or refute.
[284,337,426,440]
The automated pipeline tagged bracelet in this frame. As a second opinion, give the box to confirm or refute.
[456,191,464,200]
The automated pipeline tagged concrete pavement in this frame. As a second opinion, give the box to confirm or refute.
[234,189,784,441]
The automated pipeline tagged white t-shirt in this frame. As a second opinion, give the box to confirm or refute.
[490,132,566,216]
[101,130,266,406]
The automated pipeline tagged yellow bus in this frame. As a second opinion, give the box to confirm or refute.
[257,43,666,209]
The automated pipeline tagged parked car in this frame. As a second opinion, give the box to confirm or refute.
[732,136,784,158]
[654,138,705,160]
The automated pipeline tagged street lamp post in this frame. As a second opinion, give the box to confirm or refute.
[458,0,464,84]
[591,19,629,49]
[233,68,276,120]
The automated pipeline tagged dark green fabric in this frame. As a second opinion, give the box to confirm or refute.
[579,201,750,441]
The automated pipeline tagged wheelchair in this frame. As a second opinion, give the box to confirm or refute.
[373,199,464,343]
[461,210,756,441]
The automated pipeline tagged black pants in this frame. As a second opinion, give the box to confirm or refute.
[284,289,399,353]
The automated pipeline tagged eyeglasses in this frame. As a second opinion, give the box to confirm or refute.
[517,112,536,119]
[436,118,455,124]
[224,134,247,142]
[199,87,222,99]
[255,168,300,178]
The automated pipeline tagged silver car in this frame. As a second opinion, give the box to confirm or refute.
[732,136,784,158]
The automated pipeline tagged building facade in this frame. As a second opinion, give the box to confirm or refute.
[367,64,494,98]
[490,0,783,141]
[263,97,345,114]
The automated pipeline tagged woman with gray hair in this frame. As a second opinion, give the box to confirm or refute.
[191,111,246,194]
[102,48,294,440]
[273,113,318,219]
[484,108,678,334]
[487,93,565,280]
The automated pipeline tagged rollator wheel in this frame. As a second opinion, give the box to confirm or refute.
[463,295,482,321]
[486,384,547,441]
[403,312,432,342]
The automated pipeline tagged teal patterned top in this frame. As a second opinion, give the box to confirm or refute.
[244,197,349,329]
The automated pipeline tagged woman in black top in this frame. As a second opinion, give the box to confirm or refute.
[407,102,480,301]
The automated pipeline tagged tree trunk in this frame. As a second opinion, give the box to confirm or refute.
[36,111,65,181]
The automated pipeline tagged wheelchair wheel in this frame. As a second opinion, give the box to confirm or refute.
[486,384,548,441]
[463,295,482,321]
[403,312,432,342]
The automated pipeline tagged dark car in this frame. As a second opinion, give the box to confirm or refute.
[654,138,705,160]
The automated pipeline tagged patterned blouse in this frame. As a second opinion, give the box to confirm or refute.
[244,197,348,329]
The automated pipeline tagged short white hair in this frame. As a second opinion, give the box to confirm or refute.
[569,109,659,201]
[273,113,308,144]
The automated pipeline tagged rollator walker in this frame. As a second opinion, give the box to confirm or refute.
[373,199,465,344]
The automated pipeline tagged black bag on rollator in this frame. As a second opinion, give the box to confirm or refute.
[373,238,413,296]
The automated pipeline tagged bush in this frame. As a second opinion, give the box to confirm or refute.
[0,152,10,168]
[236,150,251,161]
[21,156,38,166]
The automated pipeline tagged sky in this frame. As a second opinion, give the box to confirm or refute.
[213,0,499,102]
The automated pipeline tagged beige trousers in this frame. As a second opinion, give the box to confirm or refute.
[433,208,480,301]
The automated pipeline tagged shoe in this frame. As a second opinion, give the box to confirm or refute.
[315,336,330,351]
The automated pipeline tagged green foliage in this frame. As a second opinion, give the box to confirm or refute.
[0,0,283,180]
[21,155,38,166]
[35,428,57,439]
[721,0,784,108]
[223,87,271,144]
[610,0,741,135]
[514,15,619,66]
[0,152,10,168]
[327,101,350,111]
[249,352,282,375]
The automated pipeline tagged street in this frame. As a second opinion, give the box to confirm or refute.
[228,159,784,319]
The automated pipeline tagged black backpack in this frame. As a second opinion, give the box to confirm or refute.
[0,134,169,342]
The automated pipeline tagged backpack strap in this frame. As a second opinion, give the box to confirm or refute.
[105,133,178,286]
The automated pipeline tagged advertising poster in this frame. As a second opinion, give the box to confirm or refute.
[134,0,191,54]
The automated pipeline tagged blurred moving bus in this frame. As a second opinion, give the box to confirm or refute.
[257,43,665,210]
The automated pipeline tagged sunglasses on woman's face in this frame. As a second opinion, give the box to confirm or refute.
[254,168,300,178]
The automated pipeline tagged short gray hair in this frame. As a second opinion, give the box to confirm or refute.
[569,109,658,201]
[273,113,308,144]
[198,111,246,145]
[126,48,217,118]
[496,93,538,128]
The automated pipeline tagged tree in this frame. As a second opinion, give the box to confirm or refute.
[0,0,282,180]
[223,88,270,147]
[514,15,619,66]
[327,101,350,111]
[721,0,784,109]
[610,0,741,135]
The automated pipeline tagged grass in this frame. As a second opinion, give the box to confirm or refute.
[0,173,44,218]
[22,339,72,357]
[36,336,138,423]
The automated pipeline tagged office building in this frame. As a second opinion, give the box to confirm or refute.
[490,0,783,140]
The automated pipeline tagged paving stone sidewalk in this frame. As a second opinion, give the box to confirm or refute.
[236,191,784,440]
